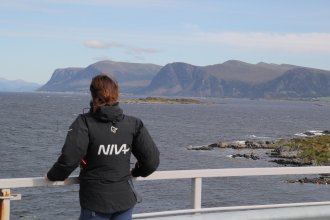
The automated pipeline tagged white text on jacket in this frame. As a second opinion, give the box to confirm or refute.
[98,144,130,155]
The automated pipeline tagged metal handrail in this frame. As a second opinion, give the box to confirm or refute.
[2,166,330,188]
[1,166,330,219]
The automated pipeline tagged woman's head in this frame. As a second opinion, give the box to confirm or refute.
[90,74,119,112]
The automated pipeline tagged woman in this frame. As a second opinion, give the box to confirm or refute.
[47,74,160,220]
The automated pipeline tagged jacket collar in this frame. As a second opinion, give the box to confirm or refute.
[92,102,124,123]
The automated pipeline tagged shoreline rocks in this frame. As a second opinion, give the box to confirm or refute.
[187,130,330,166]
[229,153,260,160]
[286,176,330,184]
[187,140,276,151]
[121,97,207,104]
[187,130,330,184]
[266,146,309,166]
[269,159,312,166]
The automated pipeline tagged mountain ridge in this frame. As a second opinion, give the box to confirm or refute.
[38,60,330,99]
[143,61,330,98]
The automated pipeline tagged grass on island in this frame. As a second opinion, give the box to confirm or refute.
[120,96,206,104]
[320,97,330,101]
[292,135,330,165]
[276,135,330,165]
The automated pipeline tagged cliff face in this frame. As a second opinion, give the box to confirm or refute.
[38,68,82,91]
[144,62,224,97]
[255,67,330,98]
[39,60,162,93]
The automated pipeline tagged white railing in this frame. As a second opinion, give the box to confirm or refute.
[1,166,330,220]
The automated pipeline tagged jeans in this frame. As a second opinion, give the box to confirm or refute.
[79,208,133,220]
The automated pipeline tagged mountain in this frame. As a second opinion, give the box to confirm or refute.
[0,78,40,92]
[39,60,162,93]
[204,60,296,84]
[143,62,223,97]
[143,61,330,98]
[255,67,330,98]
[40,59,330,99]
[38,68,83,91]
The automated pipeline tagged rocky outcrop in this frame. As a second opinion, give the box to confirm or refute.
[269,159,312,166]
[121,97,206,104]
[187,130,330,166]
[286,175,330,184]
[187,140,275,151]
[229,153,260,160]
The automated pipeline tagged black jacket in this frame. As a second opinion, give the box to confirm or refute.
[47,103,159,213]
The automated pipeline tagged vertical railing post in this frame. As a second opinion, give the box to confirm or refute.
[0,189,11,220]
[191,177,202,210]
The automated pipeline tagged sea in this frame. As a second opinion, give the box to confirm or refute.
[0,92,330,219]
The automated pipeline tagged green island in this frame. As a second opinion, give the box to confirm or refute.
[120,96,206,104]
[188,131,330,184]
[271,134,330,165]
[319,96,330,101]
[273,134,330,184]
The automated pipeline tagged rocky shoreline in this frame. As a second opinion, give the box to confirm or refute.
[121,96,206,104]
[285,175,330,184]
[188,130,330,184]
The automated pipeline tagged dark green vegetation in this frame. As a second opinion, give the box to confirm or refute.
[189,133,330,184]
[189,133,330,166]
[277,135,330,184]
[249,134,330,166]
[264,134,330,166]
[286,135,330,165]
[320,97,330,101]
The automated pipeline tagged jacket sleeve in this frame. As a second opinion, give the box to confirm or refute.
[47,115,89,181]
[131,120,160,177]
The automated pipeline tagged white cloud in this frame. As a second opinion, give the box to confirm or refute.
[84,39,161,55]
[84,40,123,49]
[194,32,330,53]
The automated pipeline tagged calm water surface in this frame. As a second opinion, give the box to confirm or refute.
[0,92,329,219]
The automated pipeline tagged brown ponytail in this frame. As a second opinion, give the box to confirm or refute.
[90,74,119,112]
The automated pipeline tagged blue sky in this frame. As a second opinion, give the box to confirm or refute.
[1,0,330,84]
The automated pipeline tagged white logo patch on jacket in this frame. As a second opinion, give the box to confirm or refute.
[110,126,118,133]
[97,144,130,155]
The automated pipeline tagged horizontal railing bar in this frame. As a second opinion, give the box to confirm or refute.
[132,201,330,219]
[1,166,330,188]
[0,177,79,189]
[141,166,330,180]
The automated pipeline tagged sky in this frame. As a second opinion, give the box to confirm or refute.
[1,0,330,84]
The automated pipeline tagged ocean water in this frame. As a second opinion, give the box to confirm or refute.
[0,92,330,219]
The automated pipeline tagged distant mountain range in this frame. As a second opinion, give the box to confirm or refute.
[0,78,40,92]
[38,60,330,99]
